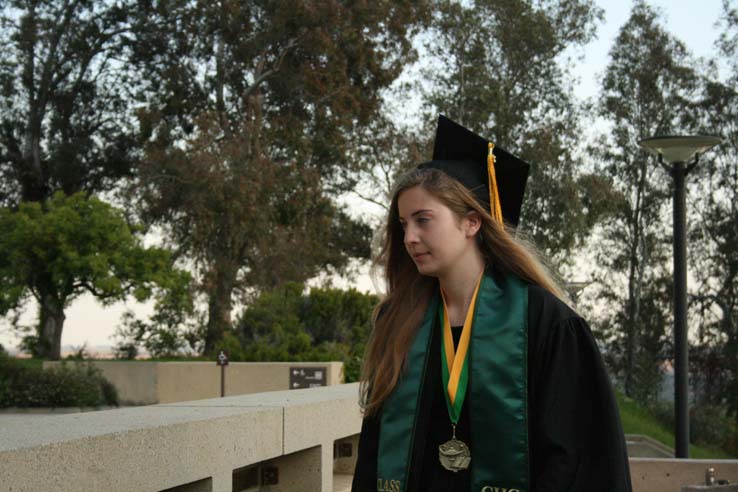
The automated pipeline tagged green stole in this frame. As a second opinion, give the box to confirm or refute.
[376,272,529,492]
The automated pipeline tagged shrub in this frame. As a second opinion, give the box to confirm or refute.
[648,398,738,456]
[690,404,729,447]
[723,421,738,457]
[0,354,118,408]
[236,283,377,383]
[100,378,119,406]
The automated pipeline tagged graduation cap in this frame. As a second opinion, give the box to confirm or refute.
[418,115,530,227]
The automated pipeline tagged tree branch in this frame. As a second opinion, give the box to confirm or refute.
[241,35,302,100]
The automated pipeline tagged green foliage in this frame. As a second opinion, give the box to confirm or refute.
[690,405,732,448]
[302,286,377,345]
[0,353,118,408]
[686,0,738,424]
[0,191,191,359]
[590,1,698,402]
[645,399,738,457]
[113,272,198,358]
[616,392,735,459]
[235,283,378,382]
[0,0,139,206]
[128,0,427,353]
[416,0,607,265]
[0,191,164,309]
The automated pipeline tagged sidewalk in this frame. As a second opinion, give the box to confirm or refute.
[334,474,352,492]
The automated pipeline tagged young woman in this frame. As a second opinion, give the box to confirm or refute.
[351,116,632,492]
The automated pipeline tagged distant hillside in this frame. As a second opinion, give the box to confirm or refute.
[616,391,734,459]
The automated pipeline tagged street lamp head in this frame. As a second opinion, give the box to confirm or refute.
[639,135,722,164]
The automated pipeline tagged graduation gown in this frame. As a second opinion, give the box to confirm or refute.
[351,283,633,492]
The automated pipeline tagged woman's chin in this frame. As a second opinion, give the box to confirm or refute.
[414,263,440,278]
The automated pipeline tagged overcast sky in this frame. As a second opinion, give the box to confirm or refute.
[0,0,728,352]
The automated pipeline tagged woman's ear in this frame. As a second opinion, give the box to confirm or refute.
[465,211,482,238]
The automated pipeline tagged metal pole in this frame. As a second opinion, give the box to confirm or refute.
[672,160,689,458]
[221,364,225,398]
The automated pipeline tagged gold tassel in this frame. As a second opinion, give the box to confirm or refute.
[487,142,503,223]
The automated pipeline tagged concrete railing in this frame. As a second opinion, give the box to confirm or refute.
[43,361,344,404]
[0,383,362,492]
[631,458,738,492]
[3,381,738,492]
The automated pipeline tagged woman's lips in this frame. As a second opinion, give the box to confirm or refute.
[413,252,430,260]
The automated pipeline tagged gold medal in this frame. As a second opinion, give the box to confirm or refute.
[439,424,471,472]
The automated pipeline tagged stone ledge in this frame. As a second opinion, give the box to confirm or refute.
[0,383,362,492]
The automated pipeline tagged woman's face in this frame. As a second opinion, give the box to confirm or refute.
[397,185,479,278]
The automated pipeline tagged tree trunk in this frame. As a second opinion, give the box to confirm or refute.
[38,292,66,360]
[624,272,638,397]
[19,5,47,203]
[204,265,236,355]
[624,158,650,398]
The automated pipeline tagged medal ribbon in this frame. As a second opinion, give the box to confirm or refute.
[439,272,483,424]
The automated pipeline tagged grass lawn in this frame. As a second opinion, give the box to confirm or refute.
[616,391,735,459]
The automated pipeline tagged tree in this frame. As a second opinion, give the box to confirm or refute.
[134,115,372,353]
[593,1,700,401]
[688,0,738,421]
[113,272,199,359]
[0,0,138,206]
[345,113,428,214]
[236,282,378,382]
[416,0,610,265]
[0,192,190,359]
[0,0,144,353]
[128,0,428,353]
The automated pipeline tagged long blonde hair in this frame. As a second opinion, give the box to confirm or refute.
[359,167,568,417]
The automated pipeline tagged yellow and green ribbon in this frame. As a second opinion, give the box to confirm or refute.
[439,272,483,424]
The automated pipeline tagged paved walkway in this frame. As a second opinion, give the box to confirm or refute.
[334,473,353,492]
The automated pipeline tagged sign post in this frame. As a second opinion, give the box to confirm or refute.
[216,350,229,397]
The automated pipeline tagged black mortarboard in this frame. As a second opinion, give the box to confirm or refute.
[418,115,530,227]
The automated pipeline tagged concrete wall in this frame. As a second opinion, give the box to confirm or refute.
[631,458,738,492]
[0,383,362,492]
[43,361,343,405]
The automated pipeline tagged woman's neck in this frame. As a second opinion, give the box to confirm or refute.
[438,250,485,326]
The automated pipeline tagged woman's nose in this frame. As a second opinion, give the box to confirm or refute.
[404,225,419,245]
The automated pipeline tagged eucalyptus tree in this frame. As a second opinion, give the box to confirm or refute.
[0,0,138,205]
[688,0,738,420]
[594,1,700,401]
[417,0,609,265]
[129,1,429,353]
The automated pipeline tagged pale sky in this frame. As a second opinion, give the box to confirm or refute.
[0,0,728,352]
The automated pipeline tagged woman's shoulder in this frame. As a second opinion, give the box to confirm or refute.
[527,283,580,325]
[525,283,593,351]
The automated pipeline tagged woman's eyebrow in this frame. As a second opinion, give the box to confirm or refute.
[399,209,433,221]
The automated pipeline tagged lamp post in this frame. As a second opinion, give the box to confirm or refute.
[638,135,722,458]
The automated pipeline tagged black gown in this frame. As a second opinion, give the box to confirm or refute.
[351,284,633,492]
